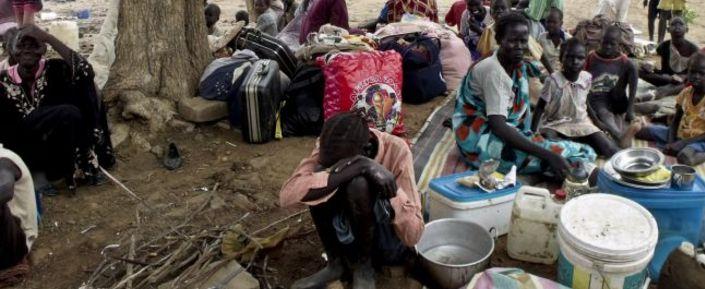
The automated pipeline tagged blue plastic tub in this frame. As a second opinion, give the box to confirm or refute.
[597,170,705,281]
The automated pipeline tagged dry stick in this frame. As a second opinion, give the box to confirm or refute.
[126,235,136,289]
[100,166,153,210]
[251,209,307,236]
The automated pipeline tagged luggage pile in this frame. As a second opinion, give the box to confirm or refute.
[189,23,470,144]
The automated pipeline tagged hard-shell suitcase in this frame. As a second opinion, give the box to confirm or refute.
[231,60,283,144]
[233,27,297,77]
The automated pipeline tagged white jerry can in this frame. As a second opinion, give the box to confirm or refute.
[507,186,563,264]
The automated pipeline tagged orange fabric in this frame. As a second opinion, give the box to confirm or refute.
[676,86,705,139]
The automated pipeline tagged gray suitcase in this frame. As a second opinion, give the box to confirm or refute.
[232,60,282,144]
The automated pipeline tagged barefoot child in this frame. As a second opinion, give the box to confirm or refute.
[639,17,698,92]
[636,52,705,166]
[532,39,619,157]
[586,25,640,148]
[10,0,40,27]
[536,7,570,73]
[460,0,492,61]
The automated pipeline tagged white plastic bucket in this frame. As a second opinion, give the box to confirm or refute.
[557,194,658,289]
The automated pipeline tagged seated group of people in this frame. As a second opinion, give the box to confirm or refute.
[0,25,115,283]
[277,1,705,289]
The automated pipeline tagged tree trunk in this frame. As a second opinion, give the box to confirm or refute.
[103,0,212,133]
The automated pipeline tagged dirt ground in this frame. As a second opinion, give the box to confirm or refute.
[8,0,705,288]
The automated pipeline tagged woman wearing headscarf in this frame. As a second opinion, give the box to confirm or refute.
[0,25,114,195]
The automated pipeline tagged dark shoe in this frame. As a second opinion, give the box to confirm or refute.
[290,258,345,289]
[37,185,58,197]
[163,143,183,170]
[351,260,375,289]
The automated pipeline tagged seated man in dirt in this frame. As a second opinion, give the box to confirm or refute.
[0,145,37,288]
[280,112,424,289]
[639,16,699,101]
[0,25,114,196]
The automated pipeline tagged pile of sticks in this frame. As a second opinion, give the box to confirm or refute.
[80,186,310,289]
[81,194,234,289]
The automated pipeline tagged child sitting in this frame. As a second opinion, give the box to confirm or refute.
[255,0,279,36]
[639,17,699,100]
[636,52,705,166]
[536,7,570,73]
[477,0,543,63]
[533,39,619,157]
[460,0,492,61]
[205,3,223,36]
[586,25,641,149]
[236,10,250,27]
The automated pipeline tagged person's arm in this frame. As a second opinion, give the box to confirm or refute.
[0,158,20,205]
[532,99,547,132]
[386,137,424,246]
[488,115,571,179]
[468,18,484,35]
[21,25,74,65]
[668,106,683,144]
[625,60,639,121]
[540,54,555,75]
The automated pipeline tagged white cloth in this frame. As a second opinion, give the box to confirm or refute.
[539,71,601,137]
[88,0,120,89]
[595,0,631,23]
[537,31,572,72]
[0,144,37,251]
[468,53,515,117]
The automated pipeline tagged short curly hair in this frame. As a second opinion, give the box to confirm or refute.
[494,12,530,44]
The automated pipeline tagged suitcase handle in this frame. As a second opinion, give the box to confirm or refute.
[257,62,269,75]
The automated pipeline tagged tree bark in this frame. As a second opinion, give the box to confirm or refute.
[103,0,212,132]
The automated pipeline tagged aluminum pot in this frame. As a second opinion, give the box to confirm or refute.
[416,219,495,289]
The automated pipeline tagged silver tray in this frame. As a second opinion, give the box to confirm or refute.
[603,160,670,190]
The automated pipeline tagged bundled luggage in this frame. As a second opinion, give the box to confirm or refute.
[199,58,254,101]
[317,50,406,136]
[231,60,283,144]
[573,15,635,55]
[280,64,326,136]
[379,33,446,104]
[233,27,298,77]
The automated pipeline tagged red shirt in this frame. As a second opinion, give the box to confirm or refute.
[299,0,350,44]
[444,0,466,28]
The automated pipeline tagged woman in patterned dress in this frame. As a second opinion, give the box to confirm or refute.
[0,26,114,195]
[453,12,596,180]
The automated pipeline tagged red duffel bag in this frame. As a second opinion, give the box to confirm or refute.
[317,50,406,136]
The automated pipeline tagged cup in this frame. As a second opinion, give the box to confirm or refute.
[671,165,696,190]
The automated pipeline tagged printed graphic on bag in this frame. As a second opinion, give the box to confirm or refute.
[352,78,402,134]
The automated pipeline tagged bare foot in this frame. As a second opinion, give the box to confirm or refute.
[619,118,645,149]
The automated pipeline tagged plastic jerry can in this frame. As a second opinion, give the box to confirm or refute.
[507,186,563,264]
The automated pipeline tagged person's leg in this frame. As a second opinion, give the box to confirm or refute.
[292,200,346,289]
[21,105,83,188]
[648,1,658,41]
[576,132,620,157]
[677,143,705,166]
[22,6,35,26]
[12,6,23,27]
[658,10,671,43]
[343,176,376,289]
[0,204,28,270]
[635,124,670,145]
[616,0,630,23]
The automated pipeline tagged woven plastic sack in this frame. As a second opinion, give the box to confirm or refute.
[317,50,405,136]
[468,268,571,289]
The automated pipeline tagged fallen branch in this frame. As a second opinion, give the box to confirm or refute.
[100,166,153,210]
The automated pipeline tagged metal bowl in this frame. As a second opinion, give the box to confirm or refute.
[611,148,665,178]
[416,219,494,289]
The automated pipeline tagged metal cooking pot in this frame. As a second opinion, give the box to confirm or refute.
[416,219,495,289]
[611,148,665,178]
